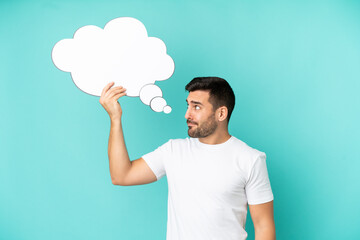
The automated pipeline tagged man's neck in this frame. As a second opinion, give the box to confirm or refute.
[198,131,231,145]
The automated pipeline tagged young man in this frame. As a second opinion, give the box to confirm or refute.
[99,77,275,240]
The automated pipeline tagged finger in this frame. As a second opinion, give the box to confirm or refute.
[101,82,114,97]
[107,87,126,99]
[112,92,127,101]
[104,86,125,98]
[109,90,126,99]
[106,87,126,99]
[101,82,115,96]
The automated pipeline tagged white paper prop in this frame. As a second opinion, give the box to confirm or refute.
[52,17,174,113]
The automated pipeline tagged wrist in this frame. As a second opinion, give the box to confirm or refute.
[110,116,122,124]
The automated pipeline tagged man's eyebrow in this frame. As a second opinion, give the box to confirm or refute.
[186,99,203,105]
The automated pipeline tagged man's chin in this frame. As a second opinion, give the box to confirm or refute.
[187,129,195,138]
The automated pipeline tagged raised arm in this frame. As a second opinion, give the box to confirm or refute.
[99,82,157,186]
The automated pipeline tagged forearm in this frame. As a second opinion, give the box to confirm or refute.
[254,225,276,240]
[108,118,132,184]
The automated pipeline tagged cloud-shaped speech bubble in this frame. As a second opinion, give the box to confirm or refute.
[52,17,174,113]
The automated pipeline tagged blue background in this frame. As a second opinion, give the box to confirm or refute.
[1,0,360,239]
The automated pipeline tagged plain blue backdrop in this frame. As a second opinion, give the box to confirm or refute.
[1,0,360,239]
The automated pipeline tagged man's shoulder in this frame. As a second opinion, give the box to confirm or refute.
[156,138,192,153]
[167,137,192,145]
[229,137,267,174]
[231,136,265,159]
[155,137,190,147]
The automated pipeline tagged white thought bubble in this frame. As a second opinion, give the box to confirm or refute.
[52,17,174,113]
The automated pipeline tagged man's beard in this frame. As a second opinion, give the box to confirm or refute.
[187,114,218,138]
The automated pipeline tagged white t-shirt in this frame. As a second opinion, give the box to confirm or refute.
[142,136,274,240]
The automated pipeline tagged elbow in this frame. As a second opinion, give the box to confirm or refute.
[254,223,276,239]
[111,180,119,185]
[111,177,125,186]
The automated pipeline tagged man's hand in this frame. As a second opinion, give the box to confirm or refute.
[99,82,127,121]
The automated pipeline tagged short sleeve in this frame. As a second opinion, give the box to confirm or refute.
[141,140,172,181]
[245,153,274,205]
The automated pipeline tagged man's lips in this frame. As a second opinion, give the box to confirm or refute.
[187,121,197,127]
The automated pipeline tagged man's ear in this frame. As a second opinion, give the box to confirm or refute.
[217,106,228,122]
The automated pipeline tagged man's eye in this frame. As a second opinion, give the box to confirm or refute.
[195,105,200,110]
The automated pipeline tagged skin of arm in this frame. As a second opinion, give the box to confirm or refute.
[249,201,276,240]
[108,118,132,185]
[99,82,130,185]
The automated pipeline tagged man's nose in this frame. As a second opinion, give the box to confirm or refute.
[185,108,191,119]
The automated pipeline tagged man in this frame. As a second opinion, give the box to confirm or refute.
[99,77,275,240]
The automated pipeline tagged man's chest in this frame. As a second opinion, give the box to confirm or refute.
[165,151,247,205]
